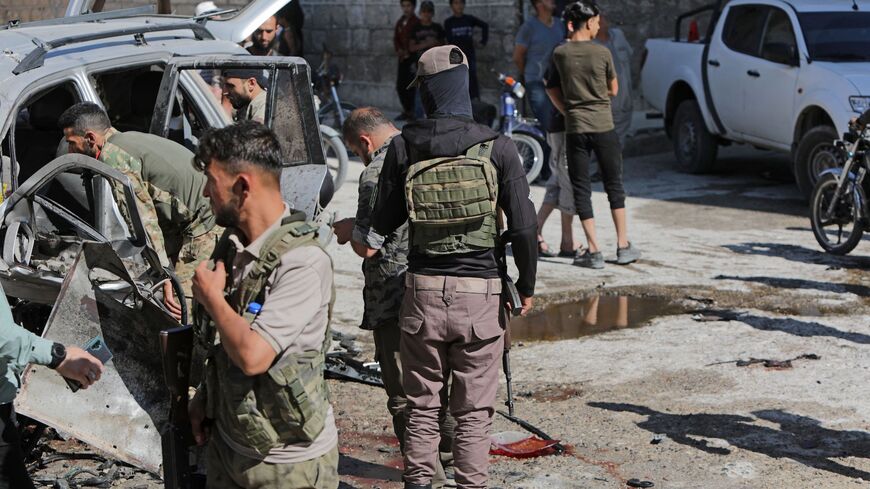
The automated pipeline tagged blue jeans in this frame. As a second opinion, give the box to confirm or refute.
[525,81,553,132]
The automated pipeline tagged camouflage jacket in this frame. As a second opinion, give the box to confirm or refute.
[99,129,215,267]
[352,139,409,330]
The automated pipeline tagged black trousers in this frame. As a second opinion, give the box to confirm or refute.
[396,57,417,114]
[566,130,626,220]
[0,404,33,489]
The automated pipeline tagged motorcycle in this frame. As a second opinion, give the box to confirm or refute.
[311,47,353,190]
[809,119,869,255]
[315,45,356,131]
[497,74,546,184]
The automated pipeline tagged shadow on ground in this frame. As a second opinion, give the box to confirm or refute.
[590,402,870,480]
[724,242,870,270]
[701,309,870,344]
[715,274,870,297]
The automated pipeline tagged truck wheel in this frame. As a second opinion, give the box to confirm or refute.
[672,99,718,173]
[794,125,838,199]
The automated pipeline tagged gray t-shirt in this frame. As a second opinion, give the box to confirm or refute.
[550,40,616,134]
[515,15,566,83]
[597,27,634,118]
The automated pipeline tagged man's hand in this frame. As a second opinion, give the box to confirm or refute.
[333,218,355,245]
[189,392,210,446]
[518,295,534,317]
[56,346,104,390]
[163,281,183,321]
[192,260,226,313]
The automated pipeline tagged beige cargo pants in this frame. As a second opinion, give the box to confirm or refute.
[399,273,504,489]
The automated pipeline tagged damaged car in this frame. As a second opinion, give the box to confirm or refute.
[0,0,330,482]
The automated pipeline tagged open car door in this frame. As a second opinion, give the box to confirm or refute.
[150,55,330,221]
[0,153,160,303]
[201,0,294,45]
[9,154,178,474]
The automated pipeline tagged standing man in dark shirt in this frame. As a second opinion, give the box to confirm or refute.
[444,0,488,99]
[356,45,537,489]
[395,0,420,121]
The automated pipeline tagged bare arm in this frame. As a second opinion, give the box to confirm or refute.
[609,77,619,98]
[546,86,566,115]
[513,45,527,79]
[192,261,276,376]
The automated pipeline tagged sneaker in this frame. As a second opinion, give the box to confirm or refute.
[616,242,642,265]
[573,250,604,269]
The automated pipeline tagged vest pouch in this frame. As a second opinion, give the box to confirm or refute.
[212,349,282,456]
[261,353,328,444]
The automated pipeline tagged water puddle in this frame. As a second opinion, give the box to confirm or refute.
[509,295,683,342]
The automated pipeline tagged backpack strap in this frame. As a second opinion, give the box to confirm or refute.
[465,139,495,161]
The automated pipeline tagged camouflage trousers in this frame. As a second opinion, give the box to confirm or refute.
[205,434,339,489]
[174,226,223,298]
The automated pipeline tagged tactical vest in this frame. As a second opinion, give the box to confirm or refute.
[194,211,333,456]
[404,140,498,256]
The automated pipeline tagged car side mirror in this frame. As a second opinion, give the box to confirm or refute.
[763,42,798,67]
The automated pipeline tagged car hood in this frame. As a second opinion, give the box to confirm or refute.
[814,62,870,95]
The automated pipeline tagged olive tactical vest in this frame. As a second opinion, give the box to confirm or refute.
[194,211,333,456]
[404,140,498,255]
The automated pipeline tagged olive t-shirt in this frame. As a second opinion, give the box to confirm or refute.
[549,40,616,134]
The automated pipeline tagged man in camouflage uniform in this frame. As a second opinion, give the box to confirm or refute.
[334,107,455,487]
[222,69,268,123]
[59,102,221,318]
[189,121,338,488]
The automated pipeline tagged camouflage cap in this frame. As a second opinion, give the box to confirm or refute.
[407,45,468,89]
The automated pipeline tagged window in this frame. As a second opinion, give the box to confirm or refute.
[761,8,798,65]
[722,5,769,56]
[799,12,870,62]
[11,82,80,185]
[92,65,210,151]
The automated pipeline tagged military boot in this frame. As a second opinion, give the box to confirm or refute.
[405,484,432,489]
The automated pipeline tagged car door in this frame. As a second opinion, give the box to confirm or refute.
[741,5,800,147]
[149,56,329,220]
[707,3,770,137]
[0,153,155,302]
[10,153,177,475]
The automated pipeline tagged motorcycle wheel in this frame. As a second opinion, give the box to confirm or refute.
[810,173,864,255]
[511,132,544,184]
[321,124,349,190]
[318,101,356,130]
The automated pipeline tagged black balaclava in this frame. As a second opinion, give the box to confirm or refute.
[419,65,473,119]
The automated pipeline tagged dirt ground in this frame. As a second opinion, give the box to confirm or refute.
[27,145,869,488]
[326,145,870,489]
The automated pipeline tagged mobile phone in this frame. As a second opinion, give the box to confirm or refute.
[66,335,112,393]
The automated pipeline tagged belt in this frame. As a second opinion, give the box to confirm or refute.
[406,273,502,294]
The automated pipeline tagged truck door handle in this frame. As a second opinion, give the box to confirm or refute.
[747,70,760,78]
[708,59,720,67]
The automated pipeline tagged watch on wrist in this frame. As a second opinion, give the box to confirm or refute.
[48,342,66,370]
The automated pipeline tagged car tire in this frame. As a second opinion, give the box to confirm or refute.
[672,99,718,174]
[794,125,838,199]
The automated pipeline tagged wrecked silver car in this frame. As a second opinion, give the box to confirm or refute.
[0,0,330,482]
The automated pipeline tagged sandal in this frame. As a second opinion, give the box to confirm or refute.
[537,239,558,258]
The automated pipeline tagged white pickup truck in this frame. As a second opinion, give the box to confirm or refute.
[641,0,870,197]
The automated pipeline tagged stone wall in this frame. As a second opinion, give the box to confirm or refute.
[1,0,714,111]
[301,0,714,113]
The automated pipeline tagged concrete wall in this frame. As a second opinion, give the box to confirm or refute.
[1,0,713,112]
